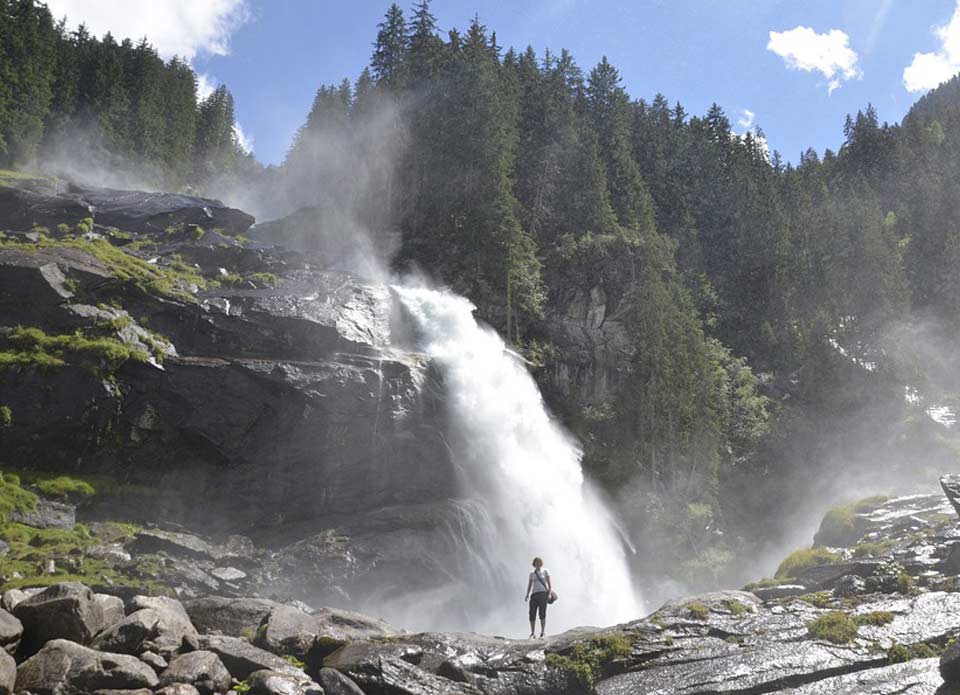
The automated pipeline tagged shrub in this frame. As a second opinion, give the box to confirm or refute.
[853,540,894,558]
[35,476,96,500]
[775,547,839,579]
[887,641,938,663]
[0,406,10,426]
[807,612,858,644]
[725,599,748,616]
[0,474,37,524]
[799,592,832,608]
[853,611,894,627]
[282,654,305,669]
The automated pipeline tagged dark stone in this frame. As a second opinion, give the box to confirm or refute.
[129,529,216,560]
[750,584,808,601]
[155,685,201,695]
[185,596,284,637]
[942,475,960,519]
[942,638,960,682]
[92,608,164,655]
[0,181,93,231]
[832,575,867,598]
[95,594,127,629]
[317,667,365,695]
[0,650,13,695]
[15,639,159,694]
[140,651,168,673]
[200,634,305,681]
[255,604,396,661]
[159,651,231,695]
[126,596,200,656]
[13,582,106,652]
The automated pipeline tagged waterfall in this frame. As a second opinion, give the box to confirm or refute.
[393,285,642,635]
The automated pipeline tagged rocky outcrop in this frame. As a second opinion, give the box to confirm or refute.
[15,639,159,694]
[13,582,106,653]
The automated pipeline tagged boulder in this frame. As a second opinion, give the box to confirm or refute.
[9,497,76,529]
[200,634,305,681]
[95,593,127,628]
[141,650,168,672]
[128,596,200,656]
[92,608,163,655]
[244,669,324,695]
[13,582,106,652]
[156,685,201,695]
[0,649,13,695]
[159,651,231,695]
[0,587,42,612]
[155,685,201,695]
[256,604,396,660]
[130,529,216,560]
[317,667,365,695]
[15,639,159,694]
[185,596,284,637]
[0,609,22,655]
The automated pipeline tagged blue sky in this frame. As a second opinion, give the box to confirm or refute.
[46,1,960,166]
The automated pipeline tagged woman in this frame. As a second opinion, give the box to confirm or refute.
[524,556,552,639]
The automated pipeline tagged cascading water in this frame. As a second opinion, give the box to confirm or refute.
[393,285,642,634]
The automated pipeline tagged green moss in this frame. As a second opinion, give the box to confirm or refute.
[896,572,914,593]
[248,272,278,288]
[235,234,250,245]
[75,217,93,234]
[233,680,251,694]
[649,614,665,627]
[56,223,70,235]
[35,476,96,500]
[853,540,894,558]
[0,474,37,524]
[282,654,305,669]
[775,547,839,579]
[545,634,632,690]
[725,599,748,616]
[887,641,939,663]
[799,592,833,609]
[240,628,256,643]
[2,326,148,375]
[808,611,858,644]
[0,406,10,427]
[852,496,890,513]
[686,602,710,620]
[853,611,894,627]
[743,576,783,591]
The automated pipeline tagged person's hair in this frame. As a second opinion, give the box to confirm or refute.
[532,557,543,568]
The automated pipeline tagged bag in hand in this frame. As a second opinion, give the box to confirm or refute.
[547,590,558,604]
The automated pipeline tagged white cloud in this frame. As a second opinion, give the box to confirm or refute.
[767,26,862,94]
[737,108,755,130]
[233,123,254,154]
[45,0,250,60]
[196,73,217,101]
[903,3,960,93]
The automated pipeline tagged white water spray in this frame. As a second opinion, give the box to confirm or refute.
[394,286,642,634]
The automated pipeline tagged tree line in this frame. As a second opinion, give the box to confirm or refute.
[0,0,250,186]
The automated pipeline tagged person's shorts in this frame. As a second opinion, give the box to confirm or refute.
[529,591,548,621]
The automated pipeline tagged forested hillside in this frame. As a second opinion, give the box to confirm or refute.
[0,0,252,187]
[4,0,960,593]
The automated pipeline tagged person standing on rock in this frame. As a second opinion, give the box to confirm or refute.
[525,556,552,638]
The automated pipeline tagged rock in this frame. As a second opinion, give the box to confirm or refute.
[783,657,942,694]
[941,638,960,682]
[0,181,93,231]
[832,575,866,598]
[96,593,127,628]
[244,669,324,695]
[794,560,882,590]
[129,596,200,656]
[317,667,365,695]
[159,651,231,695]
[256,604,396,660]
[0,609,22,655]
[9,497,76,529]
[130,529,216,560]
[211,567,247,583]
[92,690,154,695]
[333,650,481,695]
[13,582,106,652]
[15,639,159,694]
[155,685,201,695]
[200,634,306,681]
[942,475,960,519]
[88,544,134,564]
[140,650,168,672]
[0,587,42,612]
[750,584,808,601]
[156,685,201,695]
[185,596,284,637]
[92,608,163,655]
[0,649,14,695]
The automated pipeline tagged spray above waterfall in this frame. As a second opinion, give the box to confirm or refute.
[392,285,642,634]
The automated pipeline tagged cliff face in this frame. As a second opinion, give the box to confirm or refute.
[0,175,463,606]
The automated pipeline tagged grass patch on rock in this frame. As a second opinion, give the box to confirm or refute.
[807,611,858,644]
[686,602,710,620]
[853,611,894,627]
[1,326,148,374]
[775,547,839,579]
[546,634,632,690]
